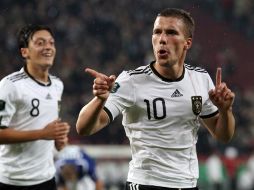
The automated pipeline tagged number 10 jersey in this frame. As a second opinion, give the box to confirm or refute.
[104,62,218,188]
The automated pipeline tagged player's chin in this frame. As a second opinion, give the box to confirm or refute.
[157,59,175,67]
[41,61,54,68]
[156,57,166,63]
[42,57,55,63]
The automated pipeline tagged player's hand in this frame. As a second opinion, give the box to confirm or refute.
[55,136,68,151]
[209,68,235,112]
[85,68,116,100]
[42,119,70,140]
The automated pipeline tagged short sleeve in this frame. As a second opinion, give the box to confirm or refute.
[200,74,218,118]
[0,78,17,127]
[104,71,135,122]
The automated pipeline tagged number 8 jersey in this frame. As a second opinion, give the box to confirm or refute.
[104,62,218,188]
[0,67,63,185]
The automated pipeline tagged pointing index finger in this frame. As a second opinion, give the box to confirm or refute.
[85,68,102,78]
[216,67,222,87]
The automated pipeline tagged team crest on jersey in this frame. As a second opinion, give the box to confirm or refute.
[111,82,120,93]
[191,96,202,116]
[0,100,6,111]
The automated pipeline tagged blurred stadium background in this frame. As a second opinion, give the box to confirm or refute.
[0,0,254,189]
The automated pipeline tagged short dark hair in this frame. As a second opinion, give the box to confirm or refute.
[17,24,54,49]
[157,8,195,38]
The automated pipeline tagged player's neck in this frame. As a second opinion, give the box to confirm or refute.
[25,64,50,84]
[154,61,184,80]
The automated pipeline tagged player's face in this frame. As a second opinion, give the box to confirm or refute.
[152,16,192,67]
[22,30,56,69]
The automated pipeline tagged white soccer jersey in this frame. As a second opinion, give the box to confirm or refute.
[0,67,63,185]
[104,62,218,188]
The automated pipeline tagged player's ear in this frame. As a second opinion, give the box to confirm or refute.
[20,48,29,59]
[184,38,192,50]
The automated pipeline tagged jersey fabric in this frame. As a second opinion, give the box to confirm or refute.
[55,146,98,190]
[0,67,63,186]
[104,62,218,188]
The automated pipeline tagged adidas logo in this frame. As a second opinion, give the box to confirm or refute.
[171,89,183,97]
[46,93,52,99]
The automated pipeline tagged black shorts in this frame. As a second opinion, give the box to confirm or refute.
[125,181,199,190]
[0,177,57,190]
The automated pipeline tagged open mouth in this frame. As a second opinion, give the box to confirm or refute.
[41,52,54,58]
[157,49,168,58]
[42,53,52,57]
[159,49,167,54]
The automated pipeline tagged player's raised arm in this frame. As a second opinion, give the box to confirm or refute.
[76,68,116,136]
[204,67,235,142]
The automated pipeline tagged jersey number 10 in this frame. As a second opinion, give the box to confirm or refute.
[144,98,166,120]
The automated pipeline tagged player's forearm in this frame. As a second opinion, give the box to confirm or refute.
[0,128,46,144]
[76,97,108,136]
[215,108,235,143]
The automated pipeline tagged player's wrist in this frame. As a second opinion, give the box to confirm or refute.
[94,96,108,103]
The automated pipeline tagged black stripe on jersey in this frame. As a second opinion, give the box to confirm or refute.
[0,125,8,129]
[7,73,28,82]
[185,64,207,73]
[200,110,219,119]
[103,106,113,123]
[128,65,152,76]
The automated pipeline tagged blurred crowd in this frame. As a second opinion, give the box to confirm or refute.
[0,0,254,162]
[199,0,254,40]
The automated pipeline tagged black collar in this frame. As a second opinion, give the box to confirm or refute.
[150,61,185,82]
[24,65,51,86]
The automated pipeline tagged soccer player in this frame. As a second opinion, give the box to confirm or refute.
[0,24,70,190]
[76,8,235,189]
[55,146,104,190]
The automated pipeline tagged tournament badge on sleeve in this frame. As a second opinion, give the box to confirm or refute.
[191,96,202,116]
[111,82,120,93]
